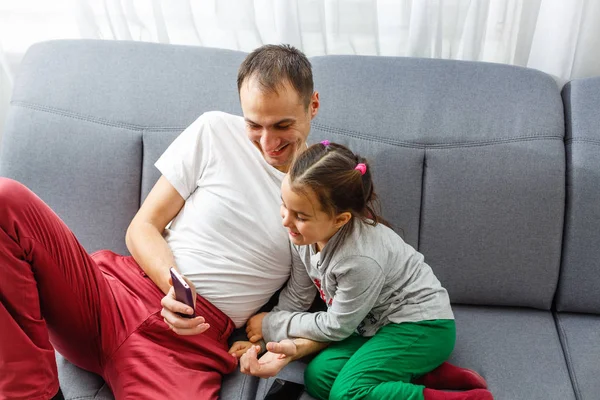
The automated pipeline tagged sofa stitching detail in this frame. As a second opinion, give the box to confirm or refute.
[554,313,582,400]
[91,382,108,400]
[11,101,187,131]
[237,373,249,398]
[312,122,562,149]
[139,131,145,210]
[12,101,566,149]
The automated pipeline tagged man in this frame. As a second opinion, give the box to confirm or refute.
[0,44,319,400]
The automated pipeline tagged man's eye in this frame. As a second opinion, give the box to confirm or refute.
[247,124,260,130]
[275,125,291,130]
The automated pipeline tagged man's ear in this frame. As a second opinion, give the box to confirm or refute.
[335,212,352,228]
[309,91,320,119]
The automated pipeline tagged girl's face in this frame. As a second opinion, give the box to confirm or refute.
[280,176,351,251]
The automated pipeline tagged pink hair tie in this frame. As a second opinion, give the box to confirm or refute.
[320,140,330,148]
[355,163,367,175]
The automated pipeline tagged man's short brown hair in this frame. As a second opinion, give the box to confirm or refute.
[237,44,314,109]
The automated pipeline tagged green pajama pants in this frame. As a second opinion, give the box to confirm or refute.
[304,319,455,400]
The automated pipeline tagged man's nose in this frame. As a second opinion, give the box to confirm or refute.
[261,130,281,151]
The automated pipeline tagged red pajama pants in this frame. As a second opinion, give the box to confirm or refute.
[0,178,237,400]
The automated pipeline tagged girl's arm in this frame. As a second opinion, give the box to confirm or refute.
[270,244,317,313]
[262,256,385,343]
[245,245,316,342]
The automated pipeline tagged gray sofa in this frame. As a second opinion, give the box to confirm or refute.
[1,40,598,400]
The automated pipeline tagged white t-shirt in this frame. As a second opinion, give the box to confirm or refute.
[155,111,298,327]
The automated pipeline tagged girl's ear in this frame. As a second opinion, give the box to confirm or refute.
[335,212,352,228]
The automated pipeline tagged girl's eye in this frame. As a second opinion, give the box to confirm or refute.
[296,215,306,222]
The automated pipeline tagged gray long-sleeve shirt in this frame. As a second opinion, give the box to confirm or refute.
[262,221,454,343]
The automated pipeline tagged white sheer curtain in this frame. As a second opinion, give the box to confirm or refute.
[1,0,600,144]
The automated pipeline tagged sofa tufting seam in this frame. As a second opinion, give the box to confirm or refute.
[565,138,600,146]
[11,101,188,131]
[139,131,145,210]
[417,148,427,251]
[554,313,582,400]
[235,373,250,399]
[312,122,562,149]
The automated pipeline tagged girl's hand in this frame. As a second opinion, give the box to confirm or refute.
[239,340,296,378]
[246,312,268,342]
[228,341,255,358]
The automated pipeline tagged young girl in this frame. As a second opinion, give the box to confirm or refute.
[243,141,493,400]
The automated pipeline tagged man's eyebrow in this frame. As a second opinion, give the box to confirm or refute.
[274,118,295,125]
[244,118,296,126]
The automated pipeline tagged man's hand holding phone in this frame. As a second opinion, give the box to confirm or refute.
[160,267,210,335]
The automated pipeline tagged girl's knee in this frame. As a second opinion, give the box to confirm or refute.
[304,360,330,400]
[304,360,323,386]
[329,384,355,400]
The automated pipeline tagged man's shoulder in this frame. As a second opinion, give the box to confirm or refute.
[199,111,244,127]
[181,111,246,147]
[192,111,245,143]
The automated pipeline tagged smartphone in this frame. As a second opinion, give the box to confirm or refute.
[169,267,196,319]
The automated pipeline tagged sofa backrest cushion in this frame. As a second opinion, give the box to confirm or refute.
[0,40,245,254]
[309,56,565,309]
[1,41,566,309]
[557,77,600,314]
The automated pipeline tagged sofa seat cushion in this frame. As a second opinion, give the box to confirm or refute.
[555,313,600,400]
[56,352,113,400]
[449,306,575,400]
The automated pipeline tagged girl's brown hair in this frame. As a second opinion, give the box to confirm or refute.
[288,142,388,235]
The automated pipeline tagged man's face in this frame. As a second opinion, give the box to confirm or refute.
[240,77,319,172]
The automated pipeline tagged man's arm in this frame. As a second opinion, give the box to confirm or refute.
[125,175,185,294]
[272,337,328,362]
[127,176,208,334]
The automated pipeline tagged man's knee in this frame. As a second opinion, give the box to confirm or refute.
[0,178,33,211]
